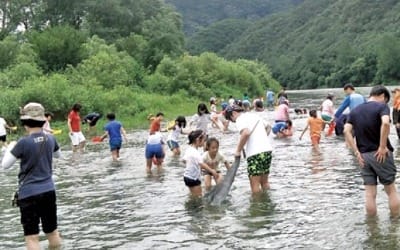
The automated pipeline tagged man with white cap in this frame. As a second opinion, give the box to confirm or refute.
[1,102,62,249]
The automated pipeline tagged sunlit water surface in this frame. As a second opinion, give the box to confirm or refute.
[1,87,400,249]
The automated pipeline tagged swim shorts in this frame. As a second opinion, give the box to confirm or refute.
[246,151,272,176]
[360,151,397,185]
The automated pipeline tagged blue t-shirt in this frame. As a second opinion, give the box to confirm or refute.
[104,120,122,143]
[347,101,393,153]
[11,132,59,199]
[335,93,366,118]
[272,122,287,134]
[266,91,274,102]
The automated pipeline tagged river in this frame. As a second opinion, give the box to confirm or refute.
[1,87,400,249]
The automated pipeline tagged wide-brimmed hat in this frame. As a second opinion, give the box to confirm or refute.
[20,102,46,121]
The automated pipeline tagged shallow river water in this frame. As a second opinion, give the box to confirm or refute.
[2,87,400,249]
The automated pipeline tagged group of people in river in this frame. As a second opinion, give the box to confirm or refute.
[2,83,400,249]
[145,84,400,221]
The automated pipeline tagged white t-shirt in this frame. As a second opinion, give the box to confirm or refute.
[235,112,273,158]
[321,99,334,117]
[167,125,182,142]
[183,146,203,180]
[147,132,163,145]
[0,117,7,136]
[191,113,211,134]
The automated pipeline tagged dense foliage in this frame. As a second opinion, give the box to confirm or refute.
[178,0,400,89]
[0,0,280,133]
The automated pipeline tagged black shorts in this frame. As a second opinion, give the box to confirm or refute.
[0,135,6,142]
[183,177,201,187]
[19,190,58,236]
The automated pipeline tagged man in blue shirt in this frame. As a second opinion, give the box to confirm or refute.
[334,83,366,135]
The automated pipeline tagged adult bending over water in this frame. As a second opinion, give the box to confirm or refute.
[344,85,400,217]
[224,105,273,193]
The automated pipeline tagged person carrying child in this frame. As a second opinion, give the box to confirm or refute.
[202,137,231,190]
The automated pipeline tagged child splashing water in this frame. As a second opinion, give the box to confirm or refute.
[202,137,231,190]
[183,130,218,197]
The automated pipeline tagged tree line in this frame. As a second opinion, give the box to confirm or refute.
[0,0,279,125]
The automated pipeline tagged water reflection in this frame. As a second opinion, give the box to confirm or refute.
[364,216,400,250]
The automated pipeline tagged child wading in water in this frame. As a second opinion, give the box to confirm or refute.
[101,113,128,161]
[183,130,218,197]
[202,137,231,190]
[166,116,187,156]
[299,109,328,151]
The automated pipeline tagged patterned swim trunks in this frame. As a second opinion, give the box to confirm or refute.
[246,151,272,176]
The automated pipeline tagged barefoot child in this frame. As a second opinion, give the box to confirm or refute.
[101,113,128,161]
[183,130,218,197]
[202,137,231,190]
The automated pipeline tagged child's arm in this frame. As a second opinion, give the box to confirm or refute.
[121,127,128,142]
[299,124,309,140]
[224,160,231,170]
[200,162,218,179]
[100,131,108,141]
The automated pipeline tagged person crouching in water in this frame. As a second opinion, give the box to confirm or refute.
[272,120,293,138]
[202,137,231,190]
[166,116,187,156]
[183,130,218,197]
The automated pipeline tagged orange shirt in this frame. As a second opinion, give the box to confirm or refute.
[393,92,400,110]
[150,119,161,134]
[308,117,324,137]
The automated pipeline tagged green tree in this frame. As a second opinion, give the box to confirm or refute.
[28,25,87,72]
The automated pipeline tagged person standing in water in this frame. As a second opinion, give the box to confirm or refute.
[67,103,86,153]
[2,102,62,249]
[183,130,218,197]
[202,137,231,190]
[299,110,326,151]
[166,116,187,156]
[224,105,273,193]
[101,113,128,161]
[344,85,400,217]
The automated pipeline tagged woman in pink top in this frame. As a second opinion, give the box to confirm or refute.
[274,100,289,122]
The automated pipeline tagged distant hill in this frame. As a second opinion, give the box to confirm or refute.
[222,0,400,89]
[165,0,303,35]
[169,0,400,89]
